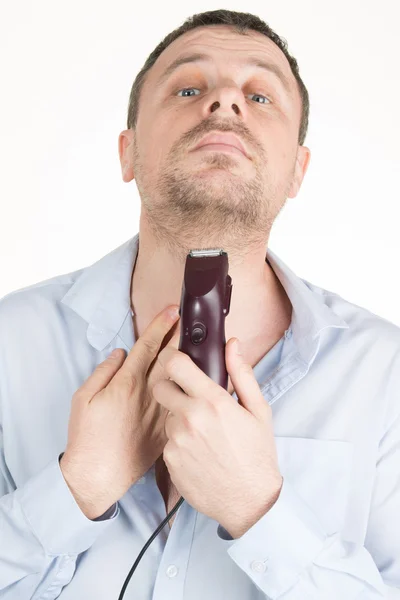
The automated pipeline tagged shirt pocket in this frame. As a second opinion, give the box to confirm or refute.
[275,436,353,535]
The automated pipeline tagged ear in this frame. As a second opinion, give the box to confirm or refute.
[118,129,136,182]
[287,145,311,199]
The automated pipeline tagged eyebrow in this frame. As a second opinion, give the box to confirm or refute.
[158,52,292,96]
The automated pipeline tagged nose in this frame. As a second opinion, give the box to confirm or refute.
[210,100,239,115]
[203,84,247,118]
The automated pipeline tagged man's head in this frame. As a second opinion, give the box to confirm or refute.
[119,10,311,261]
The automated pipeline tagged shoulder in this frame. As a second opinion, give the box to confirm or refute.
[304,277,400,350]
[0,267,84,332]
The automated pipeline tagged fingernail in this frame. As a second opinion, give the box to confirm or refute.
[109,349,120,358]
[168,305,180,319]
[235,339,241,355]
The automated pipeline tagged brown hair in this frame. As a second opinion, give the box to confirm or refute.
[126,9,309,145]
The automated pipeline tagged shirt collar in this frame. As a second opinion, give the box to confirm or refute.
[60,235,138,351]
[266,248,349,363]
[60,233,349,363]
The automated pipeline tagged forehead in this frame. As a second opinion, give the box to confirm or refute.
[150,25,296,87]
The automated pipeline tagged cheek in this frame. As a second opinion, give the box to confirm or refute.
[137,127,166,172]
[140,106,185,163]
[262,122,296,168]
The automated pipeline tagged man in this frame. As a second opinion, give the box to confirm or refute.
[0,9,399,600]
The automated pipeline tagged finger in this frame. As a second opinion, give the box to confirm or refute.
[77,349,127,400]
[119,305,180,378]
[147,320,181,386]
[226,338,269,420]
[153,379,186,416]
[156,345,218,399]
[164,408,178,441]
[160,317,182,351]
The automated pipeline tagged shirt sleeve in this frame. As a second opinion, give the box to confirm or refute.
[218,412,400,599]
[0,446,120,598]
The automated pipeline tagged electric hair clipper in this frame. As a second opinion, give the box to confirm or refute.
[178,249,233,391]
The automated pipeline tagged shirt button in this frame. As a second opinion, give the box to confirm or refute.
[251,560,268,573]
[166,565,178,578]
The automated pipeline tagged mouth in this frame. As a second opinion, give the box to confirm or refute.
[193,143,247,157]
[191,132,250,159]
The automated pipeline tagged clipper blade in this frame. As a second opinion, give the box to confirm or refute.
[189,248,224,258]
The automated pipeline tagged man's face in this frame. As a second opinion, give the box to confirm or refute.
[120,25,310,254]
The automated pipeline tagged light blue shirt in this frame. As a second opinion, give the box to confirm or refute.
[0,232,399,599]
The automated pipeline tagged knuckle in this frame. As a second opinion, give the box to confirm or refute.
[173,432,185,448]
[141,336,160,355]
[186,408,203,432]
[211,395,227,416]
[181,411,192,430]
[204,383,225,407]
[166,354,188,376]
[163,445,172,463]
[72,389,85,403]
[206,400,224,422]
[241,362,254,375]
[96,361,111,373]
[117,371,139,394]
[151,379,163,397]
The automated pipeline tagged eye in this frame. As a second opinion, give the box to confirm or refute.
[247,93,271,104]
[176,88,201,97]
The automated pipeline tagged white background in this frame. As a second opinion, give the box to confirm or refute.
[0,1,399,323]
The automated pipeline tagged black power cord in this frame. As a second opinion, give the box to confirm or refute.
[117,495,185,599]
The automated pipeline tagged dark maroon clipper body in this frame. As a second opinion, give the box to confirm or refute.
[178,248,233,391]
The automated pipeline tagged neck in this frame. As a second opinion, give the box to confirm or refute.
[130,213,292,384]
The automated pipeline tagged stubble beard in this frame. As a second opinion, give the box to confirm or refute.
[133,146,291,263]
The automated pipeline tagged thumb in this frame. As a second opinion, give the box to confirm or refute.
[226,338,267,420]
[163,318,181,350]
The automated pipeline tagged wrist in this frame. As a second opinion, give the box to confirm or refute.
[59,455,112,520]
[224,475,284,539]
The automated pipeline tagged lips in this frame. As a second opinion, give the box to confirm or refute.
[193,133,249,158]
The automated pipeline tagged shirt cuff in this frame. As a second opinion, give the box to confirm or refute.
[219,477,327,598]
[16,454,120,556]
[92,502,119,521]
